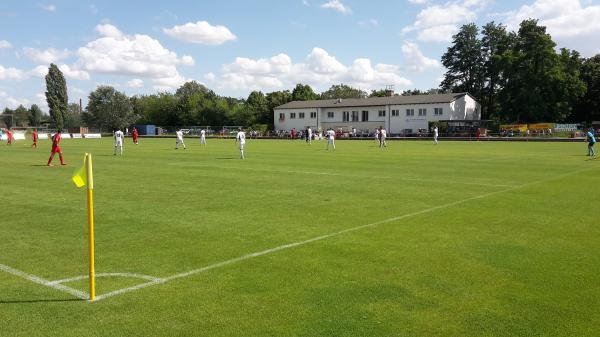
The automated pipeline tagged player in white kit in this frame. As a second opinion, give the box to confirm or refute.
[200,129,207,146]
[326,128,336,151]
[307,127,312,145]
[379,126,387,148]
[114,129,124,156]
[175,129,187,149]
[433,126,438,144]
[236,128,246,159]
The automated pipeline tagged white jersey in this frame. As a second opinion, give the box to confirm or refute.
[176,130,184,140]
[308,128,312,136]
[114,130,124,144]
[380,129,387,138]
[200,130,206,137]
[434,127,438,137]
[327,130,335,140]
[236,131,246,145]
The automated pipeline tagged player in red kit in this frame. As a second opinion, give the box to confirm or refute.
[31,129,38,148]
[47,131,66,166]
[6,129,13,145]
[132,126,139,144]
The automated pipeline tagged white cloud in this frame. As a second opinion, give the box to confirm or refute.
[214,47,412,92]
[0,40,12,49]
[408,0,428,4]
[359,19,379,27]
[321,0,352,14]
[501,0,600,55]
[29,64,90,80]
[127,78,144,88]
[76,23,194,90]
[0,65,26,80]
[23,47,70,64]
[204,72,216,81]
[401,42,440,72]
[163,21,237,45]
[39,4,56,12]
[0,91,30,109]
[95,23,123,38]
[402,0,483,42]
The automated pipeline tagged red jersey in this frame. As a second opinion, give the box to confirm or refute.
[51,133,61,150]
[32,131,38,141]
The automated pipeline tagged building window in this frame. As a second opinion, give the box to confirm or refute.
[327,112,334,118]
[310,112,317,118]
[406,109,414,116]
[378,110,386,117]
[299,112,305,119]
[391,109,399,117]
[352,111,359,122]
[418,108,427,116]
[362,110,369,122]
[290,113,296,119]
[279,113,285,120]
[343,111,350,122]
[434,108,443,116]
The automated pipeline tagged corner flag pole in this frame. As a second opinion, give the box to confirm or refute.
[85,153,96,301]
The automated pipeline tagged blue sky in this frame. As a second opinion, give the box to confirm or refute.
[1,0,599,112]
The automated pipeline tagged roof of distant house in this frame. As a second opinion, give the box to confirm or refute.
[275,93,475,110]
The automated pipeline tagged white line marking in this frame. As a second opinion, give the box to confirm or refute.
[49,272,164,285]
[92,167,594,301]
[170,163,516,188]
[0,263,88,300]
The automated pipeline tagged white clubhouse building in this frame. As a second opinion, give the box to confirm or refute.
[274,93,481,135]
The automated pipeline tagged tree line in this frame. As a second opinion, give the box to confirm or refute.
[2,18,598,131]
[441,19,599,123]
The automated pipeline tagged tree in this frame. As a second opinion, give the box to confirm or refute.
[369,89,392,97]
[28,104,43,126]
[291,84,318,101]
[64,103,82,129]
[246,91,269,125]
[14,104,29,126]
[481,22,513,119]
[1,107,14,128]
[573,54,600,122]
[320,84,366,99]
[45,63,68,130]
[498,19,584,122]
[441,23,484,101]
[84,86,138,131]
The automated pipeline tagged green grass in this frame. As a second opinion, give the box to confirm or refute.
[1,137,599,337]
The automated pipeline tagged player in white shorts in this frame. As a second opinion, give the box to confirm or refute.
[307,127,312,145]
[379,126,387,148]
[200,129,207,146]
[175,129,187,149]
[114,129,124,156]
[326,128,335,151]
[236,128,246,159]
[433,126,439,144]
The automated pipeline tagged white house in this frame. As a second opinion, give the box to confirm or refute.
[274,93,481,135]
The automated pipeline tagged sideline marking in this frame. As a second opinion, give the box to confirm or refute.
[0,263,88,300]
[49,272,164,285]
[170,163,517,188]
[92,167,593,301]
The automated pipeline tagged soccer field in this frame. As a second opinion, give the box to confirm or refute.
[1,137,599,337]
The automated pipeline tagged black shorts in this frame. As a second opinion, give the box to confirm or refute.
[590,142,596,147]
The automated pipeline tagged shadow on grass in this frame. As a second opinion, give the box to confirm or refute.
[0,298,84,304]
[215,157,235,160]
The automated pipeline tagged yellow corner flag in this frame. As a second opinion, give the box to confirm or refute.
[72,155,87,188]
[72,153,96,301]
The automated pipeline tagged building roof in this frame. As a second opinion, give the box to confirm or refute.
[275,93,473,110]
